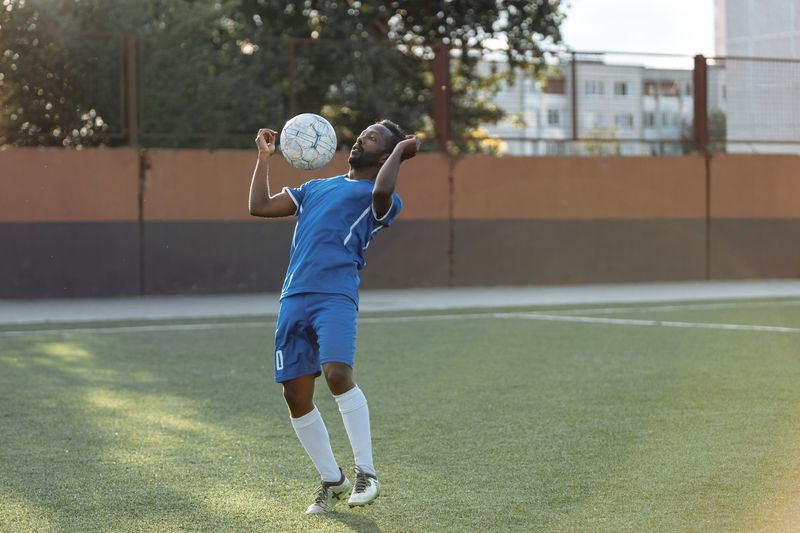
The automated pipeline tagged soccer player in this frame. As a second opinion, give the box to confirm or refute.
[249,120,419,514]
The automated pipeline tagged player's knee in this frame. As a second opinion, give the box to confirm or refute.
[282,384,311,411]
[323,363,353,394]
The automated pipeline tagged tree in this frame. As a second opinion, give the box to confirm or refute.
[681,111,727,154]
[0,0,123,147]
[1,0,270,147]
[235,1,566,149]
[1,1,567,149]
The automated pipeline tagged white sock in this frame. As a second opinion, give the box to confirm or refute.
[334,386,376,477]
[290,406,341,483]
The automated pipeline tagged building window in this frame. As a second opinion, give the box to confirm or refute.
[615,113,634,129]
[614,82,628,96]
[684,82,692,96]
[643,112,656,128]
[585,112,606,128]
[543,78,566,94]
[585,80,604,96]
[547,109,561,126]
[658,112,681,128]
[644,81,658,96]
[659,81,680,96]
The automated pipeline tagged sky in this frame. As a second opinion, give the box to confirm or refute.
[560,0,715,57]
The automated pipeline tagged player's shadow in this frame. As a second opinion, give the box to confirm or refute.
[321,510,382,532]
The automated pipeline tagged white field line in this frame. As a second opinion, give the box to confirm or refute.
[499,312,800,334]
[2,307,800,337]
[0,315,501,337]
[550,299,800,316]
[0,321,269,337]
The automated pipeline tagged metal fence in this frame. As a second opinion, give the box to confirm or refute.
[708,55,800,153]
[2,30,799,155]
[481,52,800,156]
[0,31,127,146]
[478,51,698,156]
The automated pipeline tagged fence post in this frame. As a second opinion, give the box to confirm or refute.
[693,54,712,279]
[124,33,139,147]
[693,54,708,153]
[432,43,451,152]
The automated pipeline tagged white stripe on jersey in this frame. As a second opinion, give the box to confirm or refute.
[283,186,300,213]
[343,206,372,246]
[363,226,383,250]
[291,221,299,249]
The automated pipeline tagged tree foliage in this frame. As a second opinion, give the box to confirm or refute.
[681,111,727,154]
[0,0,123,146]
[0,0,565,149]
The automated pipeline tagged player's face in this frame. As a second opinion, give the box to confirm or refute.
[349,125,391,168]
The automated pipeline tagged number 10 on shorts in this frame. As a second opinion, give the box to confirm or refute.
[275,350,284,370]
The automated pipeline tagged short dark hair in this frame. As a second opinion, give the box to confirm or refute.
[376,119,406,152]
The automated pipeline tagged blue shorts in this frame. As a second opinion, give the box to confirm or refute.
[273,293,358,383]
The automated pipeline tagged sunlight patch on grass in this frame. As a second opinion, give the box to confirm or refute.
[36,342,91,361]
[744,444,800,531]
[86,389,218,455]
[0,494,53,532]
[85,388,129,411]
[86,389,210,432]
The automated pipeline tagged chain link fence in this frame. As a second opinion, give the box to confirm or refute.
[0,30,126,146]
[481,52,697,156]
[708,56,800,154]
[2,30,799,155]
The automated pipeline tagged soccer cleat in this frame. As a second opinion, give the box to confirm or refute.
[304,469,352,515]
[348,468,380,507]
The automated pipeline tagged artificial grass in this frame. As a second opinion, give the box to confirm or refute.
[2,299,800,531]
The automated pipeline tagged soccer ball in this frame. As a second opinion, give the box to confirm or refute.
[279,113,337,171]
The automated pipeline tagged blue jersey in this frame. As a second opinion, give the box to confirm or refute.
[281,175,402,306]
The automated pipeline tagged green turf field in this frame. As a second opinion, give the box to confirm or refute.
[2,298,800,532]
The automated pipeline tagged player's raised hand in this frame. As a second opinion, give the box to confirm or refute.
[256,128,277,156]
[397,134,420,161]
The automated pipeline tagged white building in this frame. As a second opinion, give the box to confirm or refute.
[717,0,800,57]
[483,59,694,156]
[716,0,800,153]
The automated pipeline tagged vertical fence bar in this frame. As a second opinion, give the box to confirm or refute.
[693,55,711,279]
[124,32,139,146]
[693,54,708,153]
[571,51,578,141]
[432,42,451,152]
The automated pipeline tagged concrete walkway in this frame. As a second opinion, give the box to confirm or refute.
[2,280,800,325]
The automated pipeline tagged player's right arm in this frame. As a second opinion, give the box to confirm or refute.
[249,128,297,218]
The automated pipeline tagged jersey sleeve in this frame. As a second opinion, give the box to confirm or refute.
[282,180,314,214]
[371,192,403,227]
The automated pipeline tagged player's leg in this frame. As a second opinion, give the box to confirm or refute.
[283,374,340,484]
[310,294,380,506]
[275,295,351,514]
[283,374,351,514]
[281,373,315,418]
[322,362,380,506]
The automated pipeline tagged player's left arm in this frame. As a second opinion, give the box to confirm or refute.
[372,135,419,219]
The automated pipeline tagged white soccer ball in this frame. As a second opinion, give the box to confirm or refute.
[279,113,337,170]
